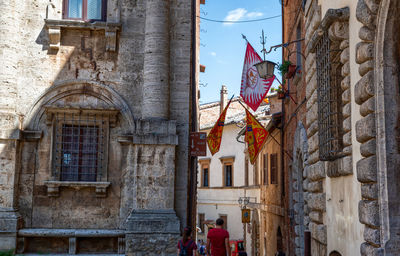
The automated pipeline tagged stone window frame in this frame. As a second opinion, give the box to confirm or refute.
[315,30,344,161]
[309,7,353,177]
[198,158,211,188]
[63,0,107,22]
[219,156,235,187]
[43,106,118,197]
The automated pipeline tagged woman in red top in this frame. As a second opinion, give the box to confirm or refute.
[177,227,197,256]
[206,218,231,256]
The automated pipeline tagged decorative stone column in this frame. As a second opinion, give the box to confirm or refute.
[142,0,170,120]
[119,119,180,255]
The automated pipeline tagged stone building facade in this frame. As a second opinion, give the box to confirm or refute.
[281,0,400,255]
[0,0,198,254]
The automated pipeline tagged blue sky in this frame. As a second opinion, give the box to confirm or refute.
[199,0,282,104]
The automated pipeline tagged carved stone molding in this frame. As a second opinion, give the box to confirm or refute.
[44,181,111,197]
[44,19,121,52]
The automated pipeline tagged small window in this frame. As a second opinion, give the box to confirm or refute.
[296,23,302,71]
[244,157,249,186]
[219,215,228,230]
[203,167,209,187]
[63,0,107,21]
[270,153,278,184]
[263,153,268,185]
[224,164,233,187]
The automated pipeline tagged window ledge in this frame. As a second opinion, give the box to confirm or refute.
[44,181,110,197]
[44,19,121,51]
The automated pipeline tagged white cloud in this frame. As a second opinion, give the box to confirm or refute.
[210,52,217,57]
[223,8,264,26]
[223,8,247,26]
[246,12,263,18]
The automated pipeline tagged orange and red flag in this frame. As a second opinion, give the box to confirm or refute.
[206,100,232,155]
[245,109,269,164]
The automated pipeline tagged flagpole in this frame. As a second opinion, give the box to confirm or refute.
[241,34,249,43]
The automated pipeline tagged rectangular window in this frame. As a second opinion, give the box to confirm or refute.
[63,0,106,21]
[296,23,302,71]
[203,167,209,187]
[270,153,278,184]
[60,124,99,181]
[263,153,268,185]
[254,158,259,185]
[224,164,232,187]
[244,157,249,187]
[316,31,344,161]
[219,215,228,230]
[50,110,117,183]
[198,213,205,232]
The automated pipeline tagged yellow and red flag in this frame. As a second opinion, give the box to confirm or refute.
[245,109,269,164]
[206,100,232,155]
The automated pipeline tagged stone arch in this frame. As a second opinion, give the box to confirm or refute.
[356,0,400,253]
[24,79,135,131]
[291,122,309,256]
[329,251,342,256]
[277,226,283,251]
[374,0,400,252]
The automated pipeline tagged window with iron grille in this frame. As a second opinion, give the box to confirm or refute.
[270,153,278,184]
[46,107,118,184]
[53,112,106,182]
[263,153,268,185]
[315,31,344,161]
[63,0,107,21]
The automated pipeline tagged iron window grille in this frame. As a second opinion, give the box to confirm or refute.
[46,107,118,183]
[315,31,344,161]
[63,0,107,21]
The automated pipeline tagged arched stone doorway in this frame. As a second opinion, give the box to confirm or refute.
[292,122,309,256]
[356,0,400,253]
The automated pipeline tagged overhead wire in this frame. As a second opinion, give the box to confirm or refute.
[198,14,282,23]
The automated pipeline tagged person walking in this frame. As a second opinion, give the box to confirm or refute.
[177,227,197,256]
[206,218,231,256]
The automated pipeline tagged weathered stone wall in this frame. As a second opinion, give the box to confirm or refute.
[0,0,194,253]
[355,0,400,254]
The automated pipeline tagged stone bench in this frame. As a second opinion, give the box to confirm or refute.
[17,228,125,255]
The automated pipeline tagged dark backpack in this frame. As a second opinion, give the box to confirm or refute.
[179,240,194,256]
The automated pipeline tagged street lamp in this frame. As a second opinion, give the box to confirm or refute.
[254,60,276,79]
[238,196,250,209]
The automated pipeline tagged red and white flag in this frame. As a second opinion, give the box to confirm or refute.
[240,43,275,112]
